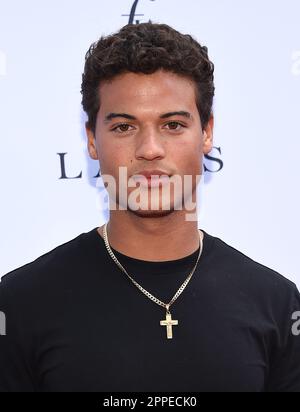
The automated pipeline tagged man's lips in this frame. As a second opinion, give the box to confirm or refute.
[131,170,172,188]
[133,169,172,178]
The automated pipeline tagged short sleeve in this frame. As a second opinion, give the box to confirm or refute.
[266,283,300,392]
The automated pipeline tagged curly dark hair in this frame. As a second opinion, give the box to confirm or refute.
[81,21,215,133]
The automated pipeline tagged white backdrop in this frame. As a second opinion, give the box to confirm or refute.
[0,0,299,287]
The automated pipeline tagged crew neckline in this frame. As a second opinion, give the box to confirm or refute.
[91,226,214,273]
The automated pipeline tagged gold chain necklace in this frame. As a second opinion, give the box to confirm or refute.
[102,222,203,339]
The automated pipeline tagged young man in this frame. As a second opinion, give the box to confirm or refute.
[0,22,300,392]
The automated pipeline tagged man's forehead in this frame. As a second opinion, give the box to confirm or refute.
[99,70,197,93]
[98,71,198,121]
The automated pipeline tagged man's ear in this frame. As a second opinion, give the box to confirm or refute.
[86,122,98,160]
[202,115,214,155]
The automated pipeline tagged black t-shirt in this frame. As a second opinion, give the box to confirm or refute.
[0,227,300,392]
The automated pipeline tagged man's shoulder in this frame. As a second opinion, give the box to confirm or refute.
[0,228,93,292]
[208,231,297,295]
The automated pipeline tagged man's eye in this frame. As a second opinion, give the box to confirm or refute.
[111,124,133,133]
[165,121,186,131]
[111,122,186,133]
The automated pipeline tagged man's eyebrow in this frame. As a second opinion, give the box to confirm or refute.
[159,111,192,120]
[104,113,136,122]
[104,111,192,123]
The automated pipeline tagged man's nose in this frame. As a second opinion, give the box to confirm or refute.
[135,127,166,160]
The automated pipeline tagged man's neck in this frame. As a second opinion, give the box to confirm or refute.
[97,211,202,262]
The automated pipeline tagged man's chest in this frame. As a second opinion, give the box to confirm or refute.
[34,294,268,392]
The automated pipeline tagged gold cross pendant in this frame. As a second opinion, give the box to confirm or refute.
[160,311,178,339]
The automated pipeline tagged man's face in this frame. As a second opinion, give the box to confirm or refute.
[86,69,213,217]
